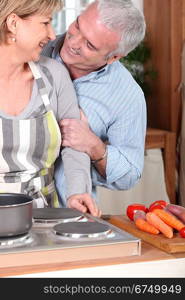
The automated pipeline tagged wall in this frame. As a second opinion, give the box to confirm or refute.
[98,149,169,214]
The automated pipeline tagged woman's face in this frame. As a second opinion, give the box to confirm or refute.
[14,13,56,62]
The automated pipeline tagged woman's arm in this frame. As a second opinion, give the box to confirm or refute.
[48,59,101,216]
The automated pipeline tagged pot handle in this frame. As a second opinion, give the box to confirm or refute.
[37,190,48,207]
[24,187,48,207]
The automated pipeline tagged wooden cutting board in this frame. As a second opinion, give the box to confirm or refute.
[108,215,185,253]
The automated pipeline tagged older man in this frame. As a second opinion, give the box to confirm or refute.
[42,0,146,213]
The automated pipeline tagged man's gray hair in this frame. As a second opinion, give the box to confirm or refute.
[96,0,146,57]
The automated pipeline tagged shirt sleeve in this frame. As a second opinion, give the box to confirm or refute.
[91,91,146,190]
[54,63,92,198]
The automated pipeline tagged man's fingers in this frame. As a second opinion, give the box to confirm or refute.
[80,109,88,123]
[62,139,70,147]
[60,119,70,126]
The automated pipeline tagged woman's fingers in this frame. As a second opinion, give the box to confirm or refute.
[67,193,101,217]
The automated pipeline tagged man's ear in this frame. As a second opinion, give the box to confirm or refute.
[6,13,19,34]
[107,54,123,65]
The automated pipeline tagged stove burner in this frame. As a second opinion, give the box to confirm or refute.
[0,233,34,249]
[33,208,83,224]
[53,221,112,239]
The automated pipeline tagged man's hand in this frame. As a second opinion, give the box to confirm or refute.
[67,193,102,217]
[60,110,96,154]
[60,109,107,177]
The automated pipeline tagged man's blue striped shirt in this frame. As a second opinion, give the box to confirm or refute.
[42,35,146,203]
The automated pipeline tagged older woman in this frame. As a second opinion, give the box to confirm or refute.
[0,0,100,216]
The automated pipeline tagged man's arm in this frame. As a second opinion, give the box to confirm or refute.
[60,93,146,191]
[60,110,107,178]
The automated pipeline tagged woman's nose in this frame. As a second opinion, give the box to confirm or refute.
[48,25,56,41]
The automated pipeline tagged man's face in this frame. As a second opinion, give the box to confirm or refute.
[60,3,121,74]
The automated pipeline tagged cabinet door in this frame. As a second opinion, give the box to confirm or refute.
[144,0,183,134]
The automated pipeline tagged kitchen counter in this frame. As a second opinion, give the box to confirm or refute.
[12,241,185,278]
[1,215,184,278]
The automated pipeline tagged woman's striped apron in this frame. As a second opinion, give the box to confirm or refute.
[0,61,61,207]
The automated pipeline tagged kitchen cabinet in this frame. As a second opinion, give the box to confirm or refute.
[143,0,185,205]
[118,1,181,205]
[144,0,184,134]
[8,237,185,278]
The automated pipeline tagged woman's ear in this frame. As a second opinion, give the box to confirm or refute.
[6,13,18,34]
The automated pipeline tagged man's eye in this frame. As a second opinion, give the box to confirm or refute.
[87,41,94,50]
[75,22,79,29]
[43,22,50,25]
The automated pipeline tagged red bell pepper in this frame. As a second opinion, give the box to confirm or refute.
[126,203,148,221]
[149,200,167,212]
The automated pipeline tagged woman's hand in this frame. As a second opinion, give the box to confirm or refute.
[67,193,102,218]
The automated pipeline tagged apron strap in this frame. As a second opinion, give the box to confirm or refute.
[28,61,51,111]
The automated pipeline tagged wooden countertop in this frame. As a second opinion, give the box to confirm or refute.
[1,215,185,278]
[11,241,185,278]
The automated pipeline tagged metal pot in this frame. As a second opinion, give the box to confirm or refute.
[0,193,33,237]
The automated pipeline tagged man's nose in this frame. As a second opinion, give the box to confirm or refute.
[69,33,83,49]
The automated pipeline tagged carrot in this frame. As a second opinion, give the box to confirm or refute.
[135,218,159,235]
[133,210,146,221]
[153,209,184,231]
[165,204,185,224]
[133,211,159,235]
[146,212,173,238]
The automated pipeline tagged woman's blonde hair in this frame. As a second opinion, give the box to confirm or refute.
[0,0,63,43]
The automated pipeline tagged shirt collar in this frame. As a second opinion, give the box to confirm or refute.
[51,34,66,60]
